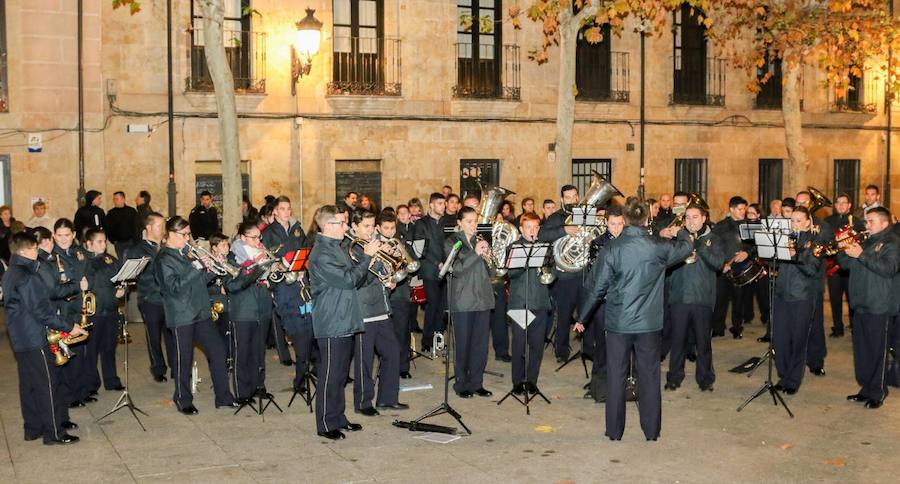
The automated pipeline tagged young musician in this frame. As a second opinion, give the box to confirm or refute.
[207,233,232,365]
[838,207,899,409]
[412,193,447,352]
[377,213,418,379]
[795,190,831,377]
[823,194,865,338]
[579,197,692,441]
[4,232,88,445]
[662,205,727,392]
[126,211,174,383]
[82,228,126,393]
[445,206,496,398]
[771,207,822,395]
[308,205,380,440]
[347,210,407,415]
[507,212,550,395]
[155,216,236,414]
[712,196,752,339]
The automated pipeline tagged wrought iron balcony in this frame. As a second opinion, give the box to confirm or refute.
[669,56,726,106]
[829,75,878,114]
[453,43,520,101]
[576,51,630,103]
[328,37,401,96]
[186,29,266,94]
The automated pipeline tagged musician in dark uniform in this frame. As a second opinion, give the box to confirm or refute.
[51,218,93,407]
[82,228,125,393]
[412,193,447,352]
[261,196,317,393]
[712,196,752,339]
[663,204,727,392]
[538,184,582,362]
[155,216,236,414]
[579,197,692,441]
[347,210,407,415]
[308,205,379,440]
[445,206,496,398]
[206,233,232,367]
[838,207,899,409]
[823,194,865,338]
[3,232,87,445]
[795,190,832,377]
[126,211,175,383]
[377,213,418,379]
[771,207,822,394]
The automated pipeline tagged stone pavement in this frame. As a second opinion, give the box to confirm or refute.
[0,316,896,484]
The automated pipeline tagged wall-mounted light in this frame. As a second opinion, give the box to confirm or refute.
[291,7,323,96]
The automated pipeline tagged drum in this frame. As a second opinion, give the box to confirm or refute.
[410,281,426,304]
[727,258,767,286]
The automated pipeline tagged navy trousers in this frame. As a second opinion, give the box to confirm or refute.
[171,319,234,410]
[490,283,510,359]
[283,314,317,389]
[232,320,265,399]
[16,348,66,443]
[138,301,174,379]
[666,304,714,389]
[422,278,446,349]
[511,309,549,385]
[773,298,814,390]
[390,297,412,374]
[551,276,581,359]
[353,319,401,409]
[851,312,890,402]
[606,330,661,440]
[827,273,850,333]
[87,312,121,391]
[315,336,353,433]
[451,310,490,394]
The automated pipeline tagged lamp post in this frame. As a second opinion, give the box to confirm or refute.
[291,8,323,96]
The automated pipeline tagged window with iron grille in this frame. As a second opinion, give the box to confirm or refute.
[575,25,628,102]
[330,0,400,96]
[460,159,500,200]
[674,158,707,200]
[758,158,783,207]
[572,159,612,197]
[189,0,266,93]
[671,4,724,106]
[834,159,860,207]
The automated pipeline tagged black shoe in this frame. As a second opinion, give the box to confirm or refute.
[235,397,254,406]
[556,355,569,363]
[700,385,714,392]
[495,354,512,363]
[784,388,798,395]
[62,421,78,431]
[216,401,240,409]
[108,384,125,391]
[847,393,867,402]
[24,433,41,442]
[513,383,526,396]
[376,403,410,410]
[255,389,275,399]
[400,371,412,379]
[456,391,473,399]
[757,335,771,343]
[686,353,697,362]
[88,390,99,397]
[829,330,845,338]
[774,384,786,392]
[44,434,79,445]
[69,400,85,408]
[342,422,363,432]
[318,430,346,440]
[281,359,294,367]
[153,375,167,383]
[730,330,743,339]
[647,437,658,441]
[82,396,98,403]
[664,382,679,391]
[582,382,591,390]
[179,405,199,415]
[421,346,432,353]
[355,407,380,416]
[711,331,725,338]
[810,367,826,376]
[474,388,493,397]
[608,436,622,441]
[865,399,884,409]
[410,327,423,334]
[525,382,539,394]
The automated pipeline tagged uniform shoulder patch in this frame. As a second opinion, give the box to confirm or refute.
[76,251,85,261]
[104,255,114,264]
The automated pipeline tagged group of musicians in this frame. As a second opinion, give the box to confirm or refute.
[4,181,900,445]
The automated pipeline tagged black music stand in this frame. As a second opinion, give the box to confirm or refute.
[497,242,552,414]
[96,257,151,431]
[288,363,317,413]
[736,222,794,418]
[555,206,597,378]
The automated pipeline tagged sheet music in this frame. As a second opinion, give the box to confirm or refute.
[411,240,426,258]
[507,309,536,329]
[754,232,792,261]
[506,244,549,269]
[110,257,151,283]
[571,207,598,227]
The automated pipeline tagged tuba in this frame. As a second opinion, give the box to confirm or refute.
[666,193,709,230]
[553,172,623,272]
[476,185,519,281]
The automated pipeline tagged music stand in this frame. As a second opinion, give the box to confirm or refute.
[555,207,597,378]
[96,257,151,431]
[736,221,795,418]
[497,242,552,414]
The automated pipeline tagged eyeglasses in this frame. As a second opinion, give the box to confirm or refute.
[175,230,191,237]
[327,220,348,226]
[244,234,261,240]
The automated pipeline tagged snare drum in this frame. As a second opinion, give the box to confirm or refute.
[727,258,767,287]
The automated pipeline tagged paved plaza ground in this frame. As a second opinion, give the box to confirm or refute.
[0,314,896,483]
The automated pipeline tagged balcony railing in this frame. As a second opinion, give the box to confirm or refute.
[328,37,401,96]
[669,56,726,106]
[576,51,630,103]
[829,75,878,114]
[186,29,266,94]
[453,43,520,101]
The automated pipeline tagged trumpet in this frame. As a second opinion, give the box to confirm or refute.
[47,328,88,366]
[345,233,409,286]
[811,225,870,257]
[186,240,241,278]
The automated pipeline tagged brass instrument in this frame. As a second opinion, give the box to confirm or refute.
[56,254,69,283]
[47,328,88,366]
[345,233,409,285]
[79,291,96,329]
[666,193,709,230]
[811,225,870,257]
[476,185,519,281]
[806,186,833,216]
[476,234,508,283]
[538,265,556,285]
[186,240,241,278]
[211,301,225,322]
[553,171,623,272]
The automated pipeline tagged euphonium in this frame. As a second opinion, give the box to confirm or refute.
[553,172,623,272]
[806,186,833,216]
[211,301,225,322]
[80,291,96,329]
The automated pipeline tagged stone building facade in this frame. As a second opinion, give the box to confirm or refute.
[0,0,896,226]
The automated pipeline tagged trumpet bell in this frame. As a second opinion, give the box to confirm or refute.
[53,349,69,366]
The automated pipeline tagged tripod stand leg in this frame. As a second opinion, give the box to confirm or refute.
[770,387,794,418]
[736,382,770,412]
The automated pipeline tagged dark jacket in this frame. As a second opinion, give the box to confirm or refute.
[36,249,81,312]
[224,253,271,322]
[712,216,754,262]
[208,273,228,313]
[2,255,69,352]
[125,239,162,306]
[106,205,139,243]
[85,252,123,314]
[507,237,550,311]
[667,227,729,308]
[396,220,415,241]
[262,219,309,320]
[155,246,214,327]
[444,232,495,313]
[189,204,219,240]
[439,213,458,232]
[774,231,822,302]
[837,229,900,315]
[51,244,88,321]
[73,190,106,239]
[580,225,693,334]
[135,203,153,236]
[412,214,446,280]
[346,241,392,320]
[308,234,372,338]
[538,208,582,280]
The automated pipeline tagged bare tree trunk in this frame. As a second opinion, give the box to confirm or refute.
[782,62,806,195]
[553,10,579,189]
[201,0,242,234]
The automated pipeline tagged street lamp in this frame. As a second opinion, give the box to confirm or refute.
[291,7,322,95]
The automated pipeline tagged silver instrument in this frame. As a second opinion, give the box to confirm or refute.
[186,240,241,278]
[553,171,623,273]
[476,185,519,282]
